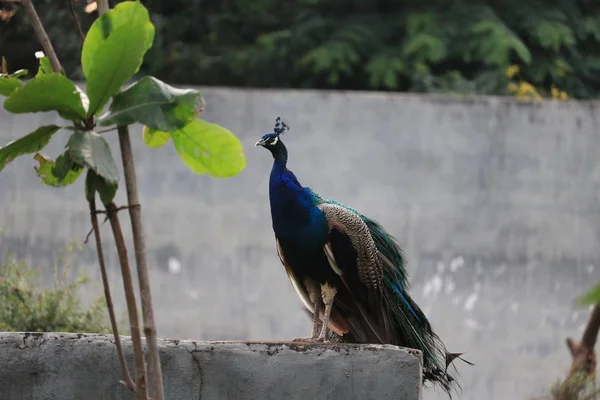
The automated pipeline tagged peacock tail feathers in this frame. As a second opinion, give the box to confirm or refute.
[313,196,464,395]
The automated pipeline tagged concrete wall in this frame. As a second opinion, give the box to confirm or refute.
[1,87,600,399]
[0,332,422,400]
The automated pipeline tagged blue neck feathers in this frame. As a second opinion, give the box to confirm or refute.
[267,140,328,245]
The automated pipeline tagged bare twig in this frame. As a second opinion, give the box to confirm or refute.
[555,304,600,399]
[566,305,600,380]
[117,125,165,400]
[17,0,63,73]
[93,204,140,215]
[66,0,85,44]
[96,0,109,15]
[106,202,148,400]
[89,198,136,393]
[97,127,119,134]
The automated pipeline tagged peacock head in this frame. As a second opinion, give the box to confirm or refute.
[255,117,289,152]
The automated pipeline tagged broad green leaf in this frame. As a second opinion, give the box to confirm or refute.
[85,169,117,206]
[33,152,83,187]
[83,1,155,116]
[0,125,60,173]
[4,74,87,121]
[98,76,203,131]
[576,282,600,306]
[68,131,119,184]
[142,125,171,148]
[171,119,246,178]
[82,1,154,78]
[0,76,22,96]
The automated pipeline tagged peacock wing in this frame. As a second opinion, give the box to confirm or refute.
[317,203,395,343]
[275,239,314,314]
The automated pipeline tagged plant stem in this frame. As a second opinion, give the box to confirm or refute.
[556,304,600,399]
[96,0,110,15]
[89,198,135,393]
[117,125,165,400]
[19,0,63,73]
[107,202,148,400]
[66,0,85,45]
[96,1,163,398]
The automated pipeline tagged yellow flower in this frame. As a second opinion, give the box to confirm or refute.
[506,65,520,79]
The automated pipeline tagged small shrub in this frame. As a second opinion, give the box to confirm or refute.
[0,246,110,333]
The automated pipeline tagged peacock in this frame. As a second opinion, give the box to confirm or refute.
[256,117,471,396]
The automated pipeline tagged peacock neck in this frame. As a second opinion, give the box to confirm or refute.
[267,142,328,243]
[271,141,288,166]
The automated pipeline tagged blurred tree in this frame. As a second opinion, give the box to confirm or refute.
[1,0,600,98]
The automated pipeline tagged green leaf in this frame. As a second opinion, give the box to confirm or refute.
[11,69,28,79]
[67,131,119,184]
[0,125,60,173]
[403,33,447,63]
[98,76,203,131]
[33,152,84,187]
[85,169,117,206]
[469,20,531,65]
[533,21,575,51]
[4,74,87,120]
[82,0,155,116]
[171,119,245,178]
[142,125,171,148]
[35,52,54,77]
[0,76,22,97]
[576,282,600,306]
[82,1,154,78]
[366,53,404,90]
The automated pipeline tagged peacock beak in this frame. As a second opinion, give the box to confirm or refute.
[255,139,266,147]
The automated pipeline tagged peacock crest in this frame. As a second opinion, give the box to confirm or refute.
[273,116,290,136]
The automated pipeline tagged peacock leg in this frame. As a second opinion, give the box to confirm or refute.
[317,283,337,342]
[293,279,323,342]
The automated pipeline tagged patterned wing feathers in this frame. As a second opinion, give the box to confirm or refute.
[317,203,383,292]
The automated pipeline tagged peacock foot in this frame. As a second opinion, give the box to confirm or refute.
[291,337,329,343]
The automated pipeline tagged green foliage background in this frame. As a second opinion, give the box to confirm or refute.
[0,247,110,333]
[2,0,600,98]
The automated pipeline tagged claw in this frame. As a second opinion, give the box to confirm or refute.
[292,337,328,343]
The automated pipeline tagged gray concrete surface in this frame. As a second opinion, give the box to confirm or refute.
[0,332,422,400]
[2,87,600,399]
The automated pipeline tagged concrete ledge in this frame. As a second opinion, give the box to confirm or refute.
[0,332,422,400]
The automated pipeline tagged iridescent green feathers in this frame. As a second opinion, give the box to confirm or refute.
[308,188,462,394]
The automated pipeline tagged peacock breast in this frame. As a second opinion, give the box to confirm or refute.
[272,204,329,249]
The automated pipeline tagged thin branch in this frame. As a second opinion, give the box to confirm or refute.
[565,305,600,380]
[97,127,119,134]
[555,304,600,399]
[18,0,63,73]
[107,202,148,400]
[96,0,109,15]
[117,125,165,400]
[93,204,140,215]
[89,198,136,393]
[581,305,600,349]
[66,0,85,45]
